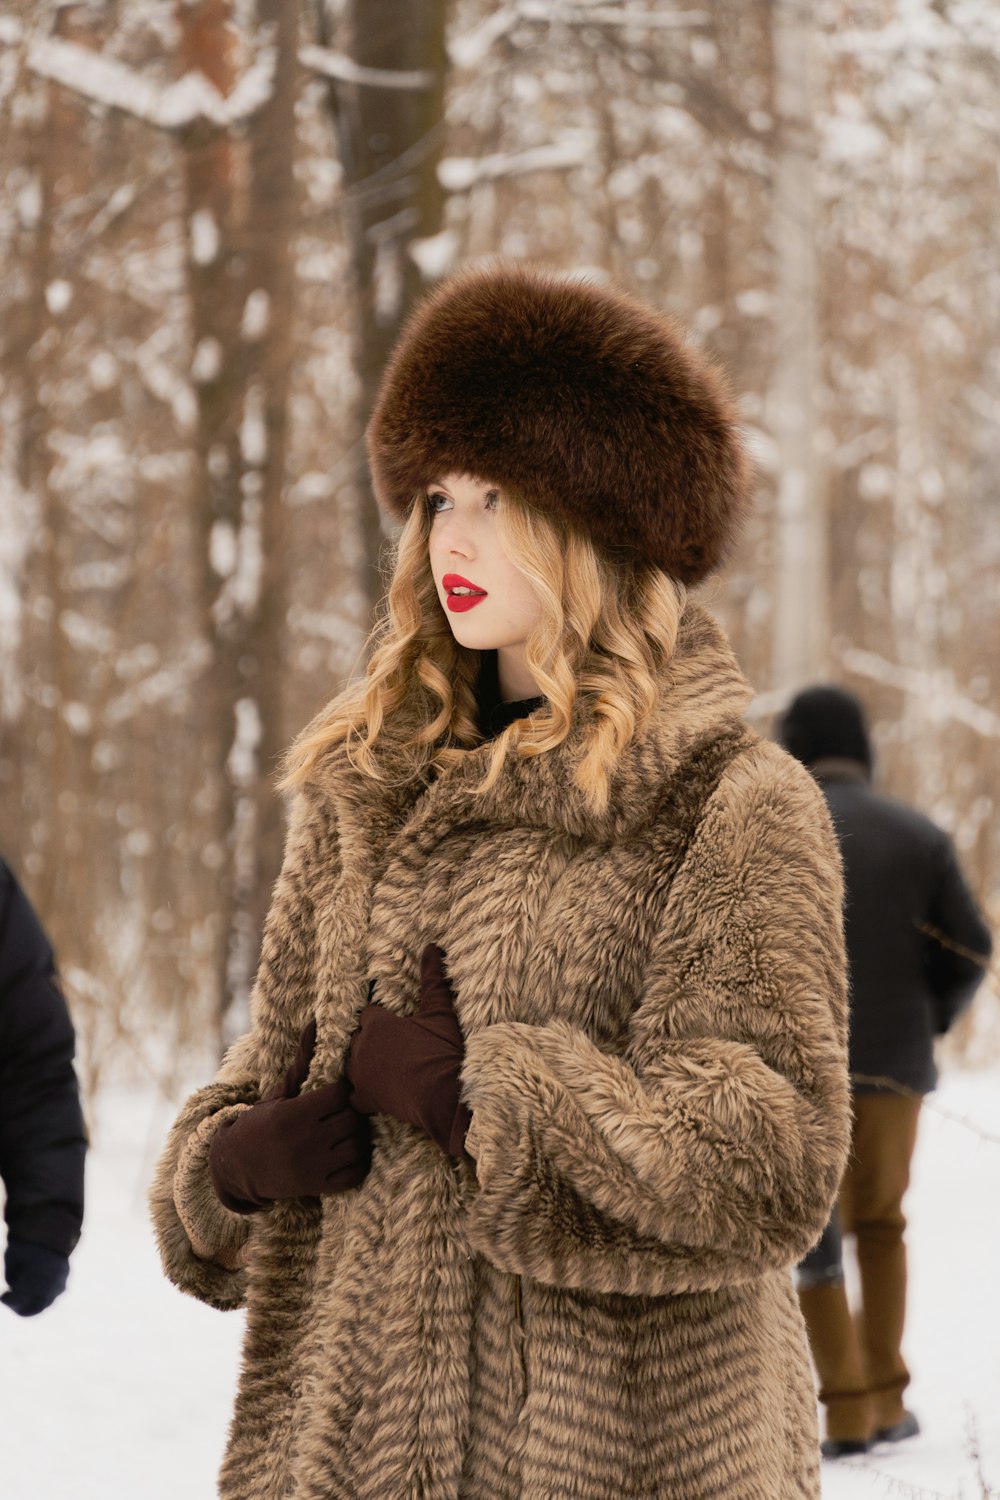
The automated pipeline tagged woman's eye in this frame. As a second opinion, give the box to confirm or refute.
[425,490,499,513]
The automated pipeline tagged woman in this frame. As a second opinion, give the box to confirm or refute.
[152,265,850,1499]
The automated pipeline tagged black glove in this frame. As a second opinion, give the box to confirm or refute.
[209,1019,372,1212]
[1,1237,71,1317]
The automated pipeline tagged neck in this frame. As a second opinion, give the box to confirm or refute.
[809,756,870,783]
[497,643,543,703]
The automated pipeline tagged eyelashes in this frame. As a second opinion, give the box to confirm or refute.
[425,490,500,514]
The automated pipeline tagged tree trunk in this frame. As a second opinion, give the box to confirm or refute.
[176,0,252,1044]
[318,0,449,603]
[226,0,301,1044]
[769,0,827,688]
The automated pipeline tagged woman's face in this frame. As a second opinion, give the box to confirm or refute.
[426,473,545,659]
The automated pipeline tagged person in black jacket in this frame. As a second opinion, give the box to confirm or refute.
[776,687,993,1459]
[0,856,87,1316]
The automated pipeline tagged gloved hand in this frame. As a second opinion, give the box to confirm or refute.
[345,944,472,1162]
[208,1019,372,1212]
[1,1237,70,1317]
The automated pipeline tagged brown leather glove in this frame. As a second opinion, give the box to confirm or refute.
[345,944,472,1163]
[209,1020,372,1212]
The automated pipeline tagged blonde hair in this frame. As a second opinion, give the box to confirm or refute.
[280,492,687,813]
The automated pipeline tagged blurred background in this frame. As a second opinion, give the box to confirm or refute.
[1,0,997,1100]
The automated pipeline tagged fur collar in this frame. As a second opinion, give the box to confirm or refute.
[305,601,754,846]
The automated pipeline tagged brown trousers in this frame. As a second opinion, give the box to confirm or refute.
[797,1091,922,1441]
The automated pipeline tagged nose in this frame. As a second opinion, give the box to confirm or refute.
[433,513,475,560]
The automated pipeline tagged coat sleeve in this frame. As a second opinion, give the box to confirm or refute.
[923,833,993,1036]
[459,743,852,1297]
[0,862,87,1258]
[149,788,336,1309]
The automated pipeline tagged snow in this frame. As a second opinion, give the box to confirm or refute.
[838,650,1000,741]
[191,336,223,384]
[438,138,591,191]
[409,230,459,281]
[103,637,212,725]
[0,1067,996,1499]
[0,1081,243,1500]
[449,5,521,69]
[61,700,93,736]
[135,328,198,430]
[210,519,238,579]
[241,289,271,341]
[27,38,276,130]
[190,209,220,268]
[45,279,73,315]
[0,474,37,721]
[820,1068,1000,1497]
[227,697,261,787]
[298,43,434,91]
[239,384,267,466]
[15,173,41,230]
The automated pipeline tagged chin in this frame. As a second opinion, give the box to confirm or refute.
[443,613,509,653]
[447,621,503,650]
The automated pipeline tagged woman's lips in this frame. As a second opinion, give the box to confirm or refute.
[442,573,488,613]
[446,593,487,612]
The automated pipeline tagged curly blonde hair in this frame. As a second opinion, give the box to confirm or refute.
[280,490,687,813]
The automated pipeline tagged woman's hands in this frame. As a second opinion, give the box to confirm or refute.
[345,944,473,1163]
[209,945,471,1216]
[208,1020,373,1213]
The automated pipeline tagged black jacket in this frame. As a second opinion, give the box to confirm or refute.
[814,761,992,1094]
[0,859,87,1255]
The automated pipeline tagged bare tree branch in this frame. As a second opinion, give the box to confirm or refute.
[26,35,276,129]
[299,43,435,90]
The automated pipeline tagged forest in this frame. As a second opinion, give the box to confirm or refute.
[1,0,997,1094]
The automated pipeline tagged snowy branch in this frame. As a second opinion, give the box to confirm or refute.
[838,647,1000,741]
[299,44,434,91]
[438,138,591,192]
[744,687,790,721]
[535,4,709,29]
[103,639,212,725]
[450,2,708,67]
[26,37,276,129]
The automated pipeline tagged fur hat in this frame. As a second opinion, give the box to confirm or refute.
[366,264,751,584]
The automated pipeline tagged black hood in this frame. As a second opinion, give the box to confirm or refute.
[775,684,873,774]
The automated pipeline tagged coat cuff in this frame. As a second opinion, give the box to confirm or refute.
[150,1082,257,1310]
[174,1104,257,1266]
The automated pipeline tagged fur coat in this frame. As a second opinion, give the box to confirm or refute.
[151,602,850,1500]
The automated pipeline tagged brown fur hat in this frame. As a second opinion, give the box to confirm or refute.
[366,263,751,584]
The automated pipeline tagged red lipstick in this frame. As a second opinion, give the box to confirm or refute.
[442,573,488,613]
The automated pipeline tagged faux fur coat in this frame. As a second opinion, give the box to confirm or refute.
[151,602,850,1500]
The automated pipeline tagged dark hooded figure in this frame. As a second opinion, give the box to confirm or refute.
[776,686,993,1459]
[0,857,87,1316]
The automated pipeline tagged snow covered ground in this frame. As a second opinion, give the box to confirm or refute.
[1,1067,997,1500]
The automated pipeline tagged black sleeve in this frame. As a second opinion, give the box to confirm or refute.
[0,861,87,1256]
[923,835,994,1036]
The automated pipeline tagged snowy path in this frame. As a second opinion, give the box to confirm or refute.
[1,1069,997,1499]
